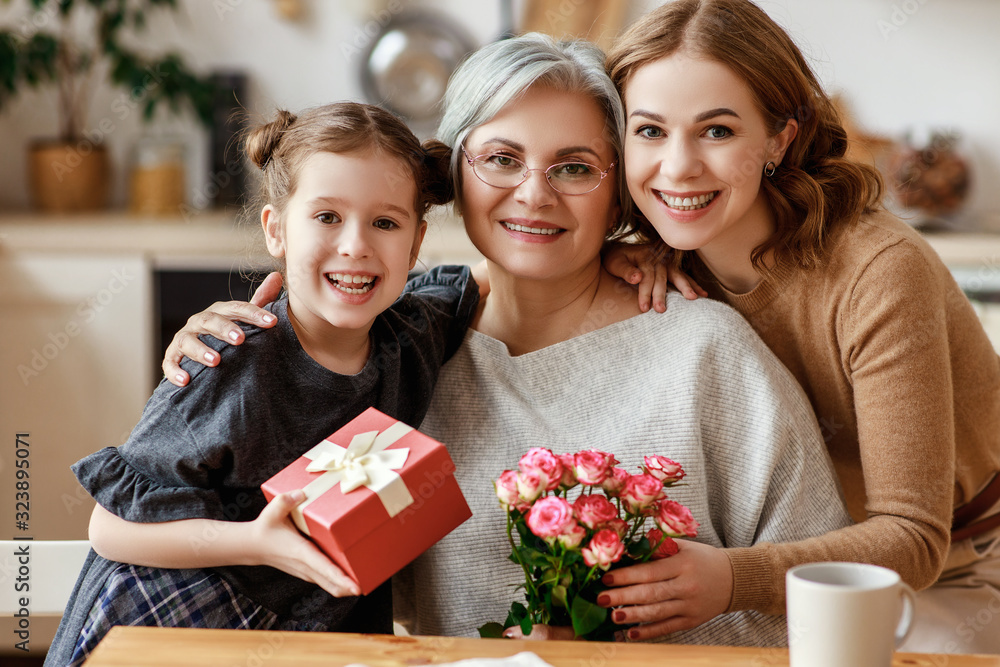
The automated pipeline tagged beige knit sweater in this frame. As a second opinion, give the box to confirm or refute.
[702,211,1000,615]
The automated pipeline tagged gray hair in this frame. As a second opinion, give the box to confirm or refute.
[437,32,632,238]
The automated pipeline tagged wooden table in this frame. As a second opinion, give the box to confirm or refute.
[82,627,1000,666]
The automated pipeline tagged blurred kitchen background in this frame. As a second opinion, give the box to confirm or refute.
[0,0,999,227]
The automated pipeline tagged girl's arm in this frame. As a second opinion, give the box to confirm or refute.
[88,490,361,597]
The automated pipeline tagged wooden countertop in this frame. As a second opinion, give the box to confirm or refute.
[81,627,1000,667]
[0,209,483,270]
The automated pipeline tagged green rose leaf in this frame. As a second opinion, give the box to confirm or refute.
[570,595,608,638]
[478,622,505,638]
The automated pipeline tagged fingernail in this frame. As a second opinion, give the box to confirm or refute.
[613,610,626,623]
[288,489,305,502]
[640,303,649,312]
[228,330,240,341]
[597,594,611,607]
[174,374,185,384]
[503,629,514,638]
[262,314,275,323]
[603,574,614,585]
[204,352,215,362]
[630,272,640,283]
[628,629,640,640]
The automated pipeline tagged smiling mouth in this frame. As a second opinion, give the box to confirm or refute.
[657,191,718,211]
[326,273,377,295]
[502,221,562,235]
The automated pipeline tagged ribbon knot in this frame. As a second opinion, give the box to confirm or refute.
[291,421,417,535]
[306,431,409,493]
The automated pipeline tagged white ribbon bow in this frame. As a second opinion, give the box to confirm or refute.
[292,422,416,535]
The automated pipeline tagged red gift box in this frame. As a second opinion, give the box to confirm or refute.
[261,407,471,595]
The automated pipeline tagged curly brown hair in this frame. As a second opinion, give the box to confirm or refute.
[606,0,883,273]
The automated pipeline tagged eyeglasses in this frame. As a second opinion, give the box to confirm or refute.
[461,146,615,196]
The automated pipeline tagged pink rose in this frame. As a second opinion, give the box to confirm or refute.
[603,517,628,539]
[519,447,563,491]
[557,522,587,549]
[526,496,576,540]
[621,473,665,514]
[557,453,578,489]
[655,499,700,538]
[646,528,680,559]
[574,449,617,485]
[600,467,629,497]
[581,529,625,570]
[643,455,685,484]
[516,470,547,503]
[573,494,619,530]
[495,470,523,509]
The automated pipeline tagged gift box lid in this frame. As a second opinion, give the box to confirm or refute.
[261,407,460,552]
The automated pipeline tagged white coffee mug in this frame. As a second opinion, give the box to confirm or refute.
[786,562,916,667]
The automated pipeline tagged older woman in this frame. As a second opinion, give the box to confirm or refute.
[159,34,850,646]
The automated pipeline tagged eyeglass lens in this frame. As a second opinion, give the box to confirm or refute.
[472,155,605,195]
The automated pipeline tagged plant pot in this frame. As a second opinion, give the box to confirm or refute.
[28,140,111,212]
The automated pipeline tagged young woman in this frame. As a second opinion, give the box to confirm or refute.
[158,33,852,647]
[46,102,478,667]
[602,0,1000,653]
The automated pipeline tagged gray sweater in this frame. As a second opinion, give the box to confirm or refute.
[395,293,852,647]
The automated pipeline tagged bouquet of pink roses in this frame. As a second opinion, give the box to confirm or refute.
[479,447,698,641]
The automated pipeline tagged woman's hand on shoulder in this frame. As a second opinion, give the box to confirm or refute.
[602,242,706,313]
[247,490,361,598]
[163,271,283,387]
[596,540,733,641]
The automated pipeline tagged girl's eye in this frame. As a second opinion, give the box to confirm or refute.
[373,218,399,231]
[316,212,340,224]
[705,126,732,139]
[635,125,664,139]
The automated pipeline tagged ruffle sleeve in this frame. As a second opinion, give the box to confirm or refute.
[73,446,230,523]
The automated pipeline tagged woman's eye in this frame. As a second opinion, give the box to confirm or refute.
[373,218,398,230]
[705,126,732,139]
[316,212,340,224]
[636,125,664,139]
[485,154,521,169]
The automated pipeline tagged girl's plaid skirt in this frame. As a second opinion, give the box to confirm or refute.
[68,563,327,666]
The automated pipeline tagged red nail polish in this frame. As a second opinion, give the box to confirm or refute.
[628,629,640,640]
[613,610,626,623]
[597,594,610,607]
[603,574,615,585]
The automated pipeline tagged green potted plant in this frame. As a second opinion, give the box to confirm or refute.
[0,0,215,212]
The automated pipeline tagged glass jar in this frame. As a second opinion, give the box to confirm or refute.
[129,137,187,216]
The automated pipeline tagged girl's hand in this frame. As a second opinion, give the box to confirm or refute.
[602,243,706,313]
[248,490,361,598]
[502,625,576,641]
[596,540,733,641]
[163,271,283,387]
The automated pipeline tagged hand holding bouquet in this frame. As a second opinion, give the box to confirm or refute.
[480,448,698,641]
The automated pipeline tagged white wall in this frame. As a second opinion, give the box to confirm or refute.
[1,0,998,229]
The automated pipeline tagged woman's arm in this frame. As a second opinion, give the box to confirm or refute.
[89,490,361,597]
[602,241,707,312]
[163,272,282,386]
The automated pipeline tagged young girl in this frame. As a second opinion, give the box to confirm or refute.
[45,102,478,667]
[600,0,1000,652]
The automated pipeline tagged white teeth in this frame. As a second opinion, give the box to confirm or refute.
[328,273,375,284]
[658,191,718,211]
[326,273,376,294]
[503,222,560,235]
